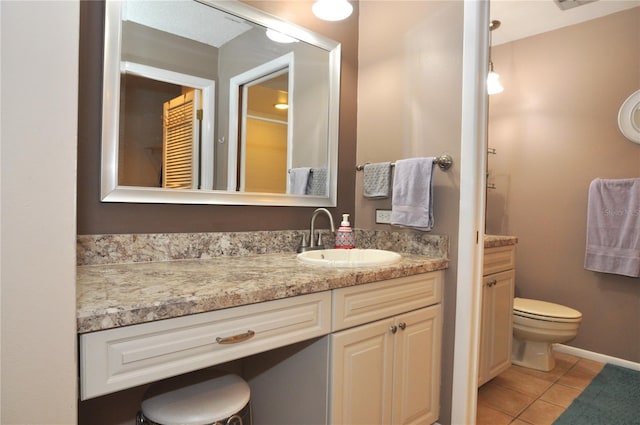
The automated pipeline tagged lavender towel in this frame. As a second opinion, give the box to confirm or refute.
[390,157,435,231]
[584,178,640,277]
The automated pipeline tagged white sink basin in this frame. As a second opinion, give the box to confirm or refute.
[297,249,401,267]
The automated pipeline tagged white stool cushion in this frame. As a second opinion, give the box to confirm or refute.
[142,374,250,425]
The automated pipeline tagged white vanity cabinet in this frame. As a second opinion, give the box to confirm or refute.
[478,245,516,386]
[329,272,443,425]
[79,291,331,400]
[79,269,445,425]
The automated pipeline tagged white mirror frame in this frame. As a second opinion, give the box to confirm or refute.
[101,0,340,206]
[618,89,640,145]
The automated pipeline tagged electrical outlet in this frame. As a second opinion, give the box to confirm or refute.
[375,209,392,224]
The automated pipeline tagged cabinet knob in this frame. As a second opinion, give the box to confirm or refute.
[398,322,406,330]
[486,279,497,287]
[389,325,398,334]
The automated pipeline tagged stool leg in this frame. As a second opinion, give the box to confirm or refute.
[136,411,146,425]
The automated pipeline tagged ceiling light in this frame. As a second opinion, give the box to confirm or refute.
[312,0,353,21]
[266,29,297,44]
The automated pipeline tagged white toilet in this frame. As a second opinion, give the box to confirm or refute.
[512,297,582,372]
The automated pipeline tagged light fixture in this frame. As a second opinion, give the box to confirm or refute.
[487,20,504,95]
[487,62,504,95]
[312,0,352,21]
[274,103,289,110]
[266,29,297,44]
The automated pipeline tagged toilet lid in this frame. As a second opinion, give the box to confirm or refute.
[514,297,582,321]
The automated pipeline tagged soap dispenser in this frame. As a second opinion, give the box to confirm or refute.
[334,213,355,249]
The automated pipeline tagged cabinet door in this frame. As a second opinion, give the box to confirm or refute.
[330,317,395,425]
[479,270,515,385]
[392,305,442,425]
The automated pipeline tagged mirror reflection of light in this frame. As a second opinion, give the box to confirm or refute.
[312,0,353,21]
[274,103,289,110]
[265,29,297,43]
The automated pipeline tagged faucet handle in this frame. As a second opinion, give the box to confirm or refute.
[296,233,309,253]
[316,233,325,249]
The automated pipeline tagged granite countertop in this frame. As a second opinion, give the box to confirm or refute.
[484,234,518,248]
[77,252,448,334]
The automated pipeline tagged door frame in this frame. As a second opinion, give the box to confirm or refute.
[227,53,294,192]
[118,61,216,189]
[452,1,489,424]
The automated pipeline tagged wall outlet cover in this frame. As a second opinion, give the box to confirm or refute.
[375,209,392,224]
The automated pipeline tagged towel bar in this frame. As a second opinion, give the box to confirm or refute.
[356,154,453,172]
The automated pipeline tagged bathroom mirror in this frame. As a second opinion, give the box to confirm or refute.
[618,89,640,145]
[101,0,340,206]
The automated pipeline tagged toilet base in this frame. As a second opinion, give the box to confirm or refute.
[511,337,555,372]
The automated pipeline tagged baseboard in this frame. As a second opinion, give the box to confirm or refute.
[554,344,640,371]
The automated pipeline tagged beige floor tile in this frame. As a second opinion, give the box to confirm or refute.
[492,367,554,398]
[510,419,534,425]
[557,361,602,390]
[478,380,535,417]
[573,358,604,374]
[475,354,600,425]
[511,363,564,383]
[539,383,582,408]
[518,399,565,425]
[552,351,580,371]
[476,403,513,425]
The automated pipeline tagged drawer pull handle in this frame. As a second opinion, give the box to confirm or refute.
[216,330,256,345]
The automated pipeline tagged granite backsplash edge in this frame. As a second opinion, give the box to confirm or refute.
[77,230,449,266]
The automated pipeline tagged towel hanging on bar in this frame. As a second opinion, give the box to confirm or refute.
[390,157,435,231]
[363,162,392,199]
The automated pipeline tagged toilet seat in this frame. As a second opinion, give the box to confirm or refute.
[513,297,582,323]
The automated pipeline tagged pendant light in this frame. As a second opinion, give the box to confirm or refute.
[487,20,504,95]
[487,62,504,95]
[312,0,353,21]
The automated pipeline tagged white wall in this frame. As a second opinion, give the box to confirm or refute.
[1,1,79,423]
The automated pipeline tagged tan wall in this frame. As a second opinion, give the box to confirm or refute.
[487,8,640,362]
[355,2,464,423]
[1,1,79,423]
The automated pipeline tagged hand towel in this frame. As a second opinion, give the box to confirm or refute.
[363,162,392,198]
[584,178,640,277]
[391,157,435,231]
[306,168,328,196]
[288,167,311,195]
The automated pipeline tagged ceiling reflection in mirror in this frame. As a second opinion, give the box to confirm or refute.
[101,0,340,206]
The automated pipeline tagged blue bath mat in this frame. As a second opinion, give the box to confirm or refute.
[553,363,640,425]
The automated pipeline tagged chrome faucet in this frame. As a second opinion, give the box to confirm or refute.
[297,208,336,252]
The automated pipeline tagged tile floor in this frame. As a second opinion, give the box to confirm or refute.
[476,352,605,425]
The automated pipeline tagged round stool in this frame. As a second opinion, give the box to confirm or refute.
[137,374,251,425]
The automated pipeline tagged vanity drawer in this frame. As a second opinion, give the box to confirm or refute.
[332,271,442,332]
[483,245,516,276]
[80,291,331,400]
